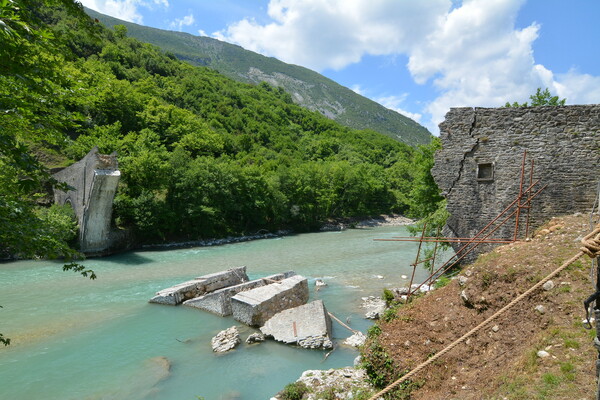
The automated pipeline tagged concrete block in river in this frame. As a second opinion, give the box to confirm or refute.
[149,266,248,305]
[231,275,308,326]
[260,300,333,349]
[183,271,297,316]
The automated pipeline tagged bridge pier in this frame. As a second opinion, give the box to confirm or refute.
[52,147,121,255]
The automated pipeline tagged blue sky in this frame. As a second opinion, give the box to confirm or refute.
[80,0,600,134]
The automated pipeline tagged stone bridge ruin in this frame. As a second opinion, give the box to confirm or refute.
[52,147,121,255]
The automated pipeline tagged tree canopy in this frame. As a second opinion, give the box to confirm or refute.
[505,87,566,108]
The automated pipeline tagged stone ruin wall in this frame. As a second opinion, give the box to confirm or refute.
[53,147,120,255]
[432,105,600,260]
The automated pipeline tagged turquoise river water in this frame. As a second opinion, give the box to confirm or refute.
[0,226,435,400]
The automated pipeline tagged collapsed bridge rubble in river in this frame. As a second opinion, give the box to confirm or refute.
[149,267,333,349]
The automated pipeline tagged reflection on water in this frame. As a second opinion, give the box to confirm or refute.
[0,226,446,399]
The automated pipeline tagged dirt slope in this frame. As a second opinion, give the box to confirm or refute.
[368,213,599,400]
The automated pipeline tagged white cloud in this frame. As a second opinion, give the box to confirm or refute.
[79,0,168,24]
[215,0,448,71]
[170,14,195,31]
[375,94,422,123]
[350,85,364,96]
[409,0,552,131]
[555,70,600,105]
[217,0,600,135]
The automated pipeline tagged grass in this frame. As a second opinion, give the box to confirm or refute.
[503,266,519,282]
[496,369,575,400]
[565,259,585,272]
[360,216,599,400]
[558,285,571,293]
[481,271,499,289]
[475,251,500,265]
[541,373,560,385]
[433,274,451,289]
[523,348,540,372]
[496,375,530,400]
[563,338,580,349]
[493,320,594,400]
[349,389,378,400]
[560,362,575,374]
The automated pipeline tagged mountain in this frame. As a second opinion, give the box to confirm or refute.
[85,9,431,146]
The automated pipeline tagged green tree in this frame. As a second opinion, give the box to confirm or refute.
[407,139,444,218]
[0,0,92,258]
[505,87,566,107]
[0,0,97,345]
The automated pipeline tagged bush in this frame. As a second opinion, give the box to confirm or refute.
[382,288,395,305]
[280,381,309,400]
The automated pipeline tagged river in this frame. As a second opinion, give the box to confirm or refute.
[0,225,436,399]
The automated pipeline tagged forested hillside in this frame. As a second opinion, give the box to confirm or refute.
[0,0,442,258]
[86,9,432,147]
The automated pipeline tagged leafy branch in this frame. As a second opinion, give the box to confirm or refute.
[63,262,97,280]
[0,305,10,346]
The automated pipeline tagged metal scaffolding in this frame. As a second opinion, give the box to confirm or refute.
[377,151,546,302]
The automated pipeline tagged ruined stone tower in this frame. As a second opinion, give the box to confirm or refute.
[432,105,600,261]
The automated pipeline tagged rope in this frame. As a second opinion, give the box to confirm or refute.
[367,225,600,400]
[582,230,600,259]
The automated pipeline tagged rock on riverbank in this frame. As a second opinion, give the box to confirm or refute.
[320,214,414,231]
[211,326,240,352]
[271,368,381,400]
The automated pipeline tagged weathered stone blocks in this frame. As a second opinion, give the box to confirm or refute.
[231,275,309,326]
[149,266,248,305]
[183,271,296,315]
[260,300,333,349]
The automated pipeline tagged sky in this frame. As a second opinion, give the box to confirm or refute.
[79,0,600,134]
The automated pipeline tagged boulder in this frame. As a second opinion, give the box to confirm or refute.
[361,296,386,320]
[246,332,266,344]
[211,326,241,352]
[260,300,333,349]
[231,275,309,326]
[149,267,248,305]
[343,331,366,348]
[543,280,555,291]
[315,279,327,287]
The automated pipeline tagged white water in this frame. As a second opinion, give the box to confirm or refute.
[0,226,436,399]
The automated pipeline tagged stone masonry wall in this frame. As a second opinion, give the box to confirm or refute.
[53,147,120,254]
[432,105,600,261]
